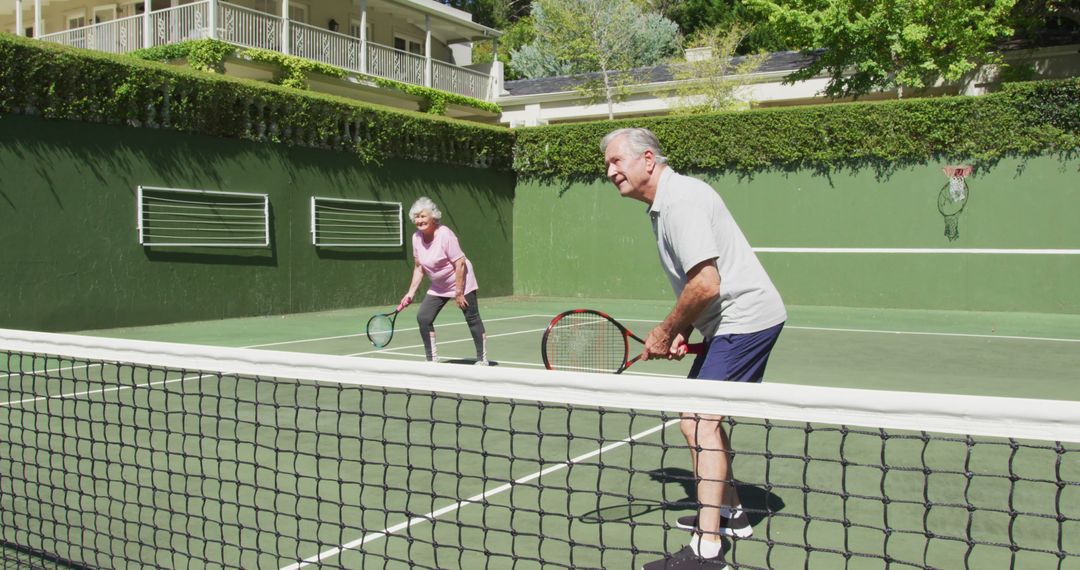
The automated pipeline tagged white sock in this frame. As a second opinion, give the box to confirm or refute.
[690,534,722,559]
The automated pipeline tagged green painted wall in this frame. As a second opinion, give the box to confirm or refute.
[0,115,514,331]
[4,113,1076,330]
[514,156,1080,313]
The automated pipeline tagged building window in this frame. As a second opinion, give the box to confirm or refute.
[93,6,117,24]
[394,35,423,55]
[349,19,370,40]
[67,14,88,30]
[288,3,308,24]
[119,2,146,17]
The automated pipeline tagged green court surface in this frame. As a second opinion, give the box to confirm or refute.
[83,296,1080,400]
[3,298,1078,569]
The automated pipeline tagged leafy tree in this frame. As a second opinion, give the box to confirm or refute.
[503,12,572,79]
[667,22,768,114]
[446,0,531,29]
[473,15,537,81]
[1011,0,1080,38]
[658,0,793,53]
[748,0,1018,98]
[509,0,681,118]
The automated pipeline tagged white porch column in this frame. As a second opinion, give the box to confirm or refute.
[488,58,504,102]
[143,1,152,48]
[359,0,367,73]
[15,0,23,36]
[489,38,502,101]
[208,0,218,39]
[33,0,41,38]
[281,0,290,55]
[424,15,431,87]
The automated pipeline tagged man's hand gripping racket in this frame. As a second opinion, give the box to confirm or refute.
[541,309,704,374]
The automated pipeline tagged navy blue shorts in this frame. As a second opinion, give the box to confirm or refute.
[688,322,785,382]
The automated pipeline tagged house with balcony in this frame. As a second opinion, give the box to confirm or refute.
[1,0,504,122]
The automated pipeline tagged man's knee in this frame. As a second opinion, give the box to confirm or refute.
[681,416,726,447]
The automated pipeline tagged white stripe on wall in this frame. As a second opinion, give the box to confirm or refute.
[754,248,1080,255]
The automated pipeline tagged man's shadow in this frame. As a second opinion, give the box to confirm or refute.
[576,467,784,527]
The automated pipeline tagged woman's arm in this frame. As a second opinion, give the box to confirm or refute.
[401,258,425,307]
[453,257,469,309]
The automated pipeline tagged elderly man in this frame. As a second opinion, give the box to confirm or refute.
[601,127,786,570]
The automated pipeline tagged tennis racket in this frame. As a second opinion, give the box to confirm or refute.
[366,302,407,348]
[541,309,705,374]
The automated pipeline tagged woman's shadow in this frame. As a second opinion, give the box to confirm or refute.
[576,467,784,528]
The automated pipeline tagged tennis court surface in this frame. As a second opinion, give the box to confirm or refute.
[2,297,1079,569]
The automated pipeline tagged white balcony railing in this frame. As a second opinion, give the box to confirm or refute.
[290,22,365,73]
[366,41,427,87]
[147,2,210,47]
[432,60,490,101]
[218,2,283,52]
[34,0,494,103]
[40,14,145,53]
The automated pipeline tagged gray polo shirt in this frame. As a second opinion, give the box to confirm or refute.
[649,167,787,338]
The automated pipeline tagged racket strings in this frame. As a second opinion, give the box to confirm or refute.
[367,315,395,348]
[546,313,626,373]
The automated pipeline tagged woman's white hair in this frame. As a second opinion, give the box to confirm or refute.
[600,127,668,164]
[409,196,442,220]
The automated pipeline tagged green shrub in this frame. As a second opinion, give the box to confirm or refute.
[513,79,1080,180]
[0,34,512,170]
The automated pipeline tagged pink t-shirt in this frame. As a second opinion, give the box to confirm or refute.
[413,225,479,297]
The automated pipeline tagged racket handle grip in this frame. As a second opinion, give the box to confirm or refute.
[685,342,706,355]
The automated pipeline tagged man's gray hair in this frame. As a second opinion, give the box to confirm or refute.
[409,196,442,220]
[600,128,668,164]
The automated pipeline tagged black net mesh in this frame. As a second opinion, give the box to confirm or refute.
[1,331,1077,570]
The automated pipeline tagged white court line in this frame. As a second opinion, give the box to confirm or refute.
[347,319,548,356]
[280,417,681,570]
[783,325,1080,344]
[0,315,549,385]
[620,318,1080,344]
[754,247,1080,255]
[6,315,1074,403]
[368,350,686,379]
[1,372,209,408]
[354,322,689,378]
[255,314,551,347]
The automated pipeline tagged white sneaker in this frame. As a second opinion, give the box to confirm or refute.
[675,505,753,538]
[474,359,490,366]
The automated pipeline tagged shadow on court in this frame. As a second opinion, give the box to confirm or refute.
[576,467,785,526]
[444,358,500,366]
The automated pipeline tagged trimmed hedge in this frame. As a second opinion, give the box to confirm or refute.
[0,34,513,170]
[512,79,1080,180]
[4,33,1078,180]
[131,39,501,115]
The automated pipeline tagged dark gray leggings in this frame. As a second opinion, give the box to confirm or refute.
[417,292,487,361]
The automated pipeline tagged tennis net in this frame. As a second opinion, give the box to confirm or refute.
[1,327,1078,569]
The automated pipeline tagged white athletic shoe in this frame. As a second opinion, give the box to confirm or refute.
[675,505,753,538]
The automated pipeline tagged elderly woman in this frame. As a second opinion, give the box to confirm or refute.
[399,197,489,364]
